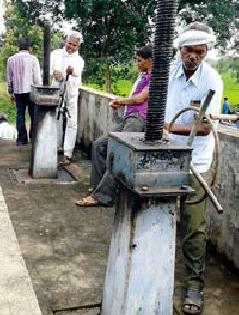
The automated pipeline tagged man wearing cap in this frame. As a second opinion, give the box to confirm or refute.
[51,32,84,166]
[7,38,41,146]
[165,22,223,314]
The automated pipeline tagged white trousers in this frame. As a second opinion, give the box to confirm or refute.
[57,92,78,159]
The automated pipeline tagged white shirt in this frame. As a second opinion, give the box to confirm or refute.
[50,48,84,95]
[165,60,223,173]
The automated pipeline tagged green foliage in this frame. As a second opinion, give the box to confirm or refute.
[178,0,239,50]
[0,0,64,80]
[220,73,239,108]
[65,0,155,91]
[0,82,16,123]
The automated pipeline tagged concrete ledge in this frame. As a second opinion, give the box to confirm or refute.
[0,186,42,315]
[77,87,124,151]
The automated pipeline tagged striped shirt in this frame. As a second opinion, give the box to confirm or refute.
[165,60,223,173]
[7,51,41,95]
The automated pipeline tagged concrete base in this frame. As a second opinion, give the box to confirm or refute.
[30,106,57,178]
[102,185,176,315]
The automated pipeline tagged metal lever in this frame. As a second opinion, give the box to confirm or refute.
[190,164,223,213]
[187,89,215,146]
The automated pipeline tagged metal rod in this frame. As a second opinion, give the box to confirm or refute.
[190,163,223,213]
[43,20,51,86]
[145,0,177,142]
[210,113,239,121]
[187,89,215,146]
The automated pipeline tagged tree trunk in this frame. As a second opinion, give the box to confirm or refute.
[105,61,112,93]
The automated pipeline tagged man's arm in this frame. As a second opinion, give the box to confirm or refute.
[165,121,211,136]
[110,87,149,110]
[69,57,84,79]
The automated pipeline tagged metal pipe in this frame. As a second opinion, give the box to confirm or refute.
[145,0,177,142]
[43,20,51,86]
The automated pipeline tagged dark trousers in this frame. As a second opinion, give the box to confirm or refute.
[91,114,145,205]
[15,93,34,143]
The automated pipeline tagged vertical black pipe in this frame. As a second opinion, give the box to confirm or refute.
[43,21,51,86]
[145,0,177,142]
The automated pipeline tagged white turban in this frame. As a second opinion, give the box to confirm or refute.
[174,30,216,49]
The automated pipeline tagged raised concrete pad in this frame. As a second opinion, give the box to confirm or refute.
[0,186,42,315]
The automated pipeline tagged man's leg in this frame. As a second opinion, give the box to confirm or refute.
[15,93,28,144]
[180,173,210,313]
[91,115,145,205]
[27,93,34,140]
[90,136,109,189]
[63,94,78,159]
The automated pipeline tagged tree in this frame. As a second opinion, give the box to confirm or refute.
[0,0,63,79]
[64,0,155,92]
[178,0,239,51]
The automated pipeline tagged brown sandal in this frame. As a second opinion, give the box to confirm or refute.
[75,196,101,207]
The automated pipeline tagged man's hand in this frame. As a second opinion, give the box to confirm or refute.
[66,65,74,76]
[53,70,64,81]
[10,95,15,104]
[110,99,123,110]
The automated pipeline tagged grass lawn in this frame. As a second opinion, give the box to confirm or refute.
[86,79,133,96]
[0,81,16,123]
[221,73,239,110]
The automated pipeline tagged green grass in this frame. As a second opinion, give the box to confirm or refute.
[0,81,16,123]
[221,73,239,110]
[85,79,133,96]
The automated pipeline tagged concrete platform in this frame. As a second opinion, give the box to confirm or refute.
[0,140,238,315]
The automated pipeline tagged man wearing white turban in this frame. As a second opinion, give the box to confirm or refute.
[165,22,223,314]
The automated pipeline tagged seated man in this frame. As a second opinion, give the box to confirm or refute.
[76,46,152,206]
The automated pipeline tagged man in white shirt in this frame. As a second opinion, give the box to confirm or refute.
[51,32,84,165]
[165,22,223,314]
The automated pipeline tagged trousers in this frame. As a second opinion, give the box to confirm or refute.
[15,93,34,143]
[180,172,210,291]
[91,113,145,205]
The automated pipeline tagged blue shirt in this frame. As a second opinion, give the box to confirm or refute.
[222,101,230,114]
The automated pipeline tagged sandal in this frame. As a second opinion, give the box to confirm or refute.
[75,196,112,207]
[59,156,72,166]
[75,196,102,207]
[182,288,204,314]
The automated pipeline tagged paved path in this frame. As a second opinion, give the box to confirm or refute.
[0,140,238,315]
[0,186,42,315]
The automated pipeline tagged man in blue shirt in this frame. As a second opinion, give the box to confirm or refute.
[222,97,230,114]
